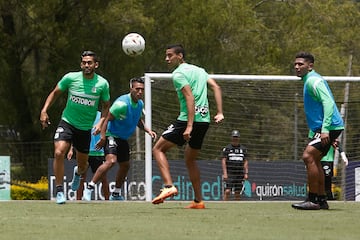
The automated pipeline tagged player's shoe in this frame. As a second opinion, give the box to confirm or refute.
[82,188,93,201]
[70,166,81,191]
[291,201,320,210]
[185,201,205,209]
[152,185,178,204]
[110,193,124,201]
[319,200,329,210]
[56,192,66,204]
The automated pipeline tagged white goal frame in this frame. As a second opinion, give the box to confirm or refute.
[143,73,360,202]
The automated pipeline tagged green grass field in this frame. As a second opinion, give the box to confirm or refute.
[1,201,359,240]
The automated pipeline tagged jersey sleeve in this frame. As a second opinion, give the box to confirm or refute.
[173,72,189,91]
[310,79,335,133]
[57,73,72,91]
[110,100,127,120]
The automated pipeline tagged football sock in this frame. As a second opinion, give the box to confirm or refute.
[317,195,327,202]
[113,187,121,194]
[194,199,200,203]
[56,185,63,193]
[308,192,317,203]
[87,182,95,189]
[164,185,173,188]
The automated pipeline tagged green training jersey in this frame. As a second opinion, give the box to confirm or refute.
[58,71,110,130]
[172,63,210,123]
[321,146,335,162]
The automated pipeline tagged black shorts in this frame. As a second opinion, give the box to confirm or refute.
[224,176,244,191]
[161,120,209,149]
[104,136,130,163]
[54,120,91,154]
[88,155,105,173]
[308,129,343,156]
[321,161,334,177]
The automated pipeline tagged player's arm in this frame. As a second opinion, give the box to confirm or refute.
[207,78,224,123]
[313,80,334,145]
[181,85,195,142]
[243,159,249,180]
[93,100,110,135]
[40,85,63,129]
[221,156,228,180]
[137,119,157,140]
[95,110,113,150]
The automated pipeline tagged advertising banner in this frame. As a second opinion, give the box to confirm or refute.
[48,158,308,201]
[0,156,11,200]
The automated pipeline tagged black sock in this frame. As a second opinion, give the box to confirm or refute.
[194,199,200,203]
[87,185,95,190]
[308,192,318,203]
[112,192,119,196]
[56,185,63,193]
[317,195,327,203]
[164,185,173,188]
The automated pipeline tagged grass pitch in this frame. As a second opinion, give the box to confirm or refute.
[0,201,359,240]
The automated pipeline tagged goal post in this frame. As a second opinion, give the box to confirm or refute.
[143,73,360,202]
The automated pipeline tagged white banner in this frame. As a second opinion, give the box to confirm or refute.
[0,156,11,200]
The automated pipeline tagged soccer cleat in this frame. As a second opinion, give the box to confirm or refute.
[110,193,124,201]
[152,185,178,204]
[56,192,66,204]
[291,201,320,210]
[82,188,93,201]
[185,201,205,209]
[319,200,329,210]
[70,166,81,191]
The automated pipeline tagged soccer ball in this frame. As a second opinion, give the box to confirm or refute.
[122,33,145,57]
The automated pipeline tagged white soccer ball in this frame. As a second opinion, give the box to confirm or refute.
[122,33,145,57]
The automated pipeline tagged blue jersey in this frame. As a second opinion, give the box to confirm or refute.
[107,93,143,140]
[89,111,104,156]
[302,70,344,134]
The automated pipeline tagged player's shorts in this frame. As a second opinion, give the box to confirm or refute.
[54,120,90,154]
[104,136,130,163]
[161,120,209,149]
[308,129,343,156]
[321,161,334,177]
[88,155,105,173]
[224,176,244,191]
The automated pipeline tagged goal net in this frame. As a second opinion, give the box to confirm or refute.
[125,73,360,202]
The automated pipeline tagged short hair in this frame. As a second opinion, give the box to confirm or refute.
[166,44,186,59]
[81,50,99,62]
[129,77,145,88]
[295,51,314,63]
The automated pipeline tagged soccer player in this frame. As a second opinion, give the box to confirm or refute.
[291,52,344,210]
[82,77,156,201]
[152,44,224,209]
[40,51,110,204]
[222,130,249,201]
[67,111,110,200]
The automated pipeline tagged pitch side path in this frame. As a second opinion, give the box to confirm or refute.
[0,201,358,240]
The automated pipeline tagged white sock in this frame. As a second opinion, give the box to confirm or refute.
[88,181,95,189]
[113,187,121,193]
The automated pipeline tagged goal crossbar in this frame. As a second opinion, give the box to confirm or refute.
[143,73,360,202]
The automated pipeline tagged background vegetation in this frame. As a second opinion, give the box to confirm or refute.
[1,0,360,182]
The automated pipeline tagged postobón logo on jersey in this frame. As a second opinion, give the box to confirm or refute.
[70,95,96,106]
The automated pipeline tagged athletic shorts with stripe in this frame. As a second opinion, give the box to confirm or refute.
[161,120,209,150]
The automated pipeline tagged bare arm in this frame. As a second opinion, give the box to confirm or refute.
[181,85,195,141]
[207,78,224,123]
[243,159,249,179]
[137,119,157,140]
[93,100,111,135]
[40,85,63,129]
[222,157,228,179]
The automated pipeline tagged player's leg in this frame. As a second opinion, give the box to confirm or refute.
[90,156,110,200]
[152,137,176,185]
[53,140,71,204]
[292,145,322,210]
[223,179,231,201]
[76,170,87,200]
[152,137,178,204]
[83,154,116,201]
[184,122,208,209]
[322,162,334,200]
